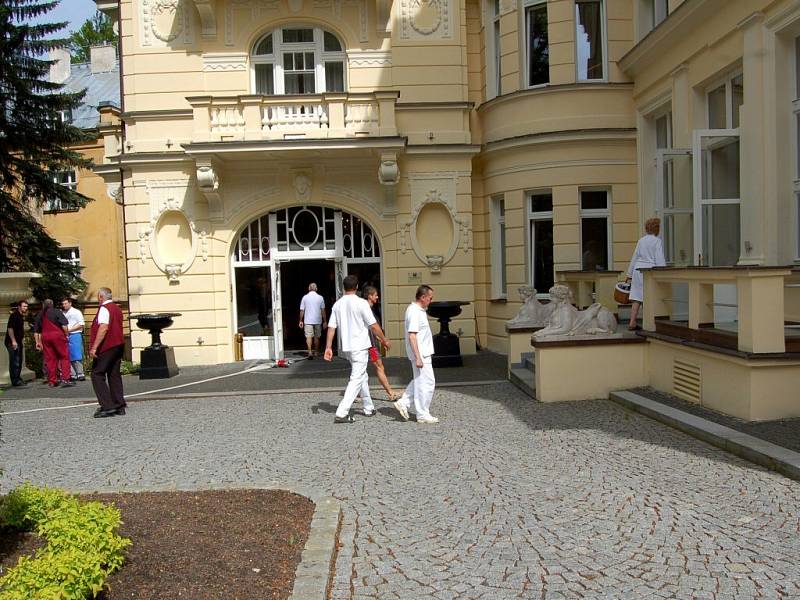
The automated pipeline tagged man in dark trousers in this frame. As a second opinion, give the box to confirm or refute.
[36,299,73,388]
[5,300,29,387]
[89,287,126,418]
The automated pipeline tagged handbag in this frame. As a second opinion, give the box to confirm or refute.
[614,281,631,305]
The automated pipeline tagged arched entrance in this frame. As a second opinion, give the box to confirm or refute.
[232,205,382,359]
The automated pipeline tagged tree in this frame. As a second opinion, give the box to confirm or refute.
[0,1,94,301]
[68,11,117,63]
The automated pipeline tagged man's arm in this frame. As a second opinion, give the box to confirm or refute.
[90,324,108,359]
[299,308,305,329]
[369,323,390,350]
[321,306,327,329]
[323,325,337,361]
[6,322,18,349]
[408,332,423,368]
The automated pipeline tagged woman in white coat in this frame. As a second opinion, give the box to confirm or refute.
[626,217,667,330]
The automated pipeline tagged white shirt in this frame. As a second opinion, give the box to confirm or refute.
[96,300,112,325]
[62,306,85,331]
[299,291,326,325]
[404,302,434,360]
[328,294,376,352]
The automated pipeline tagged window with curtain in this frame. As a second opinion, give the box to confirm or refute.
[528,191,554,293]
[575,0,605,81]
[579,189,610,270]
[251,27,346,95]
[44,170,78,213]
[525,1,549,87]
[794,36,800,259]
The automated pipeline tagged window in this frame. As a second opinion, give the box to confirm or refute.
[250,27,345,95]
[793,36,800,259]
[525,1,549,87]
[575,0,605,81]
[706,73,744,130]
[490,196,507,298]
[490,0,501,97]
[44,170,78,213]
[57,108,73,123]
[579,189,610,270]
[528,191,554,293]
[57,247,80,266]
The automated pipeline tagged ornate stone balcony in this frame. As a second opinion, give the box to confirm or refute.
[186,92,399,144]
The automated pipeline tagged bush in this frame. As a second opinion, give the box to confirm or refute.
[0,484,131,599]
[120,361,139,376]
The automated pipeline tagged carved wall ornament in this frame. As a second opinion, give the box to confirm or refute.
[106,183,123,204]
[348,51,392,67]
[142,0,193,46]
[195,160,223,221]
[138,229,151,263]
[202,52,248,71]
[378,153,399,186]
[224,0,280,46]
[293,172,312,202]
[426,254,444,273]
[532,284,619,341]
[400,0,451,39]
[148,206,201,282]
[165,263,183,281]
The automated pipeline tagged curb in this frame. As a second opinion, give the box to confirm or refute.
[609,390,800,482]
[70,481,341,600]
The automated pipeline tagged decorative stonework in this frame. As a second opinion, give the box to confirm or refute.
[195,160,223,221]
[224,0,280,46]
[400,0,452,39]
[165,263,183,281]
[294,172,312,202]
[202,52,248,71]
[506,286,555,329]
[142,0,193,47]
[378,153,399,186]
[348,51,392,67]
[106,183,122,204]
[426,254,444,273]
[533,284,619,340]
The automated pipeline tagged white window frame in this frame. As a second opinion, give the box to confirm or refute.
[44,170,78,213]
[490,195,507,299]
[57,247,81,266]
[522,0,549,89]
[484,0,502,99]
[250,26,346,95]
[793,35,800,261]
[705,70,744,130]
[527,189,554,295]
[575,0,607,82]
[578,187,612,270]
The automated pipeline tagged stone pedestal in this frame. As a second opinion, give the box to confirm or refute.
[140,346,178,379]
[0,272,40,386]
[432,332,462,368]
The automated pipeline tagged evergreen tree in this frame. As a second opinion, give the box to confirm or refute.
[0,0,94,301]
[68,11,116,63]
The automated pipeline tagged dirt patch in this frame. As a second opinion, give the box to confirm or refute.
[1,489,315,600]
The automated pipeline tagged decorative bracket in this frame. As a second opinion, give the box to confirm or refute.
[195,158,223,221]
[191,0,218,39]
[378,152,399,186]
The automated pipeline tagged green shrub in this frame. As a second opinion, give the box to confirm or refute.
[120,361,139,376]
[0,484,131,599]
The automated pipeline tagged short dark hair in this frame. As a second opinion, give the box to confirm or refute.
[362,285,378,297]
[415,285,433,300]
[343,274,359,291]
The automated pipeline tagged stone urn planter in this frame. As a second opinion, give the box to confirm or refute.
[0,272,40,386]
[131,313,181,379]
[427,301,470,367]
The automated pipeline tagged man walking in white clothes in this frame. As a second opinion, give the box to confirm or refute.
[299,283,327,358]
[324,275,391,424]
[394,285,438,424]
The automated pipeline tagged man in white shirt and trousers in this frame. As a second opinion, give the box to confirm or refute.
[324,275,391,424]
[393,285,438,424]
[61,298,86,381]
[299,282,327,359]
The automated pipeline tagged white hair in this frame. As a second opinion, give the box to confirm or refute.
[308,283,317,291]
[98,287,112,300]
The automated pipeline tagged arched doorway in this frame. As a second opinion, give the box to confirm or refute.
[232,205,382,359]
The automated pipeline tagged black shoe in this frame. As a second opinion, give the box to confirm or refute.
[307,354,314,360]
[11,381,26,387]
[334,415,355,424]
[93,409,120,418]
[115,407,126,416]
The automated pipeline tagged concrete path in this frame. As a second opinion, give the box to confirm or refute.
[2,383,799,599]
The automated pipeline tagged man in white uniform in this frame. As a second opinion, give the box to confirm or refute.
[61,298,85,381]
[394,285,438,424]
[324,275,391,423]
[299,283,327,358]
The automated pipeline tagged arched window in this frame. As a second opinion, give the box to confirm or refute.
[251,27,346,95]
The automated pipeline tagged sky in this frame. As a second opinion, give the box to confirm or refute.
[26,0,99,34]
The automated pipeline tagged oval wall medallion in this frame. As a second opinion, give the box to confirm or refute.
[151,210,197,281]
[410,0,443,35]
[151,0,184,43]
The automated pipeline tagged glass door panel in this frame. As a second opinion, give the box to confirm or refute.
[656,149,693,266]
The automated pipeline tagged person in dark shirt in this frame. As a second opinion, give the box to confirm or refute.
[34,299,73,387]
[4,300,29,387]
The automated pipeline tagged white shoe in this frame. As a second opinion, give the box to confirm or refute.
[417,416,439,424]
[394,401,409,421]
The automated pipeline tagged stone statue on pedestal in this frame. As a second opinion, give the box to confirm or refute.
[507,285,555,328]
[533,284,618,340]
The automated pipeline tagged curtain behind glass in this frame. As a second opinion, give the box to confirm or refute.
[527,4,549,86]
[255,64,274,95]
[576,1,603,80]
[325,62,344,92]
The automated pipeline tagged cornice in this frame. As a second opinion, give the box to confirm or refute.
[181,136,407,155]
[122,109,194,122]
[476,83,634,113]
[405,144,481,155]
[396,102,475,111]
[482,128,637,154]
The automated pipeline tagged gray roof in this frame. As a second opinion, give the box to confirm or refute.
[60,61,120,130]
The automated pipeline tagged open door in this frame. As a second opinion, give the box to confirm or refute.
[271,260,284,359]
[656,148,693,266]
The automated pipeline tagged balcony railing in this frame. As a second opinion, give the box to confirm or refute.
[187,92,399,143]
[642,266,798,354]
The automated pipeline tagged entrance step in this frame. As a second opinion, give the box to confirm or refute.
[509,365,535,399]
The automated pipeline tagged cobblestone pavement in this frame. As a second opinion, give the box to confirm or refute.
[2,383,800,599]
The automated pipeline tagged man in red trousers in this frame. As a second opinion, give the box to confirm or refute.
[36,299,73,388]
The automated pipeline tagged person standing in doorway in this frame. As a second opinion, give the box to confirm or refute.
[299,282,327,359]
[4,300,29,387]
[89,287,126,418]
[61,298,85,381]
[626,217,667,331]
[362,285,399,401]
[393,285,438,424]
[323,275,391,423]
[37,299,73,388]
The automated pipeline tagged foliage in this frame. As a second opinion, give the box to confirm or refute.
[120,360,139,376]
[68,11,116,63]
[0,484,131,599]
[23,331,43,378]
[0,1,93,301]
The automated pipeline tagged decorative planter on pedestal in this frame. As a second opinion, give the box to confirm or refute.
[427,301,470,368]
[0,272,40,386]
[132,313,181,379]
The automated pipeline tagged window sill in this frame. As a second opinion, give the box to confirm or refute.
[489,296,508,304]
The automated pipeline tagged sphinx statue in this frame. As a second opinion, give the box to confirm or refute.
[506,285,555,328]
[533,284,618,340]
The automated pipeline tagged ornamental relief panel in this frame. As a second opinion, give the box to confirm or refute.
[400,0,452,40]
[141,0,194,47]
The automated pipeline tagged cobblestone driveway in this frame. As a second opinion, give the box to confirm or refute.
[2,383,799,599]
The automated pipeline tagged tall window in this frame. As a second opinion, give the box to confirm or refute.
[707,73,743,129]
[575,0,605,81]
[490,196,507,298]
[251,27,345,95]
[44,170,78,213]
[580,189,610,270]
[793,37,800,260]
[492,0,502,96]
[528,191,554,293]
[525,1,549,87]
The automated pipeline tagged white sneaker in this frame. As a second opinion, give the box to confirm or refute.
[394,401,409,421]
[417,416,439,424]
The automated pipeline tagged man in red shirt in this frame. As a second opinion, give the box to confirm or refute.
[35,299,74,387]
[89,287,126,418]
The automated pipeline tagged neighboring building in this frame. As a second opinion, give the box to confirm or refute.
[93,0,799,419]
[43,46,128,331]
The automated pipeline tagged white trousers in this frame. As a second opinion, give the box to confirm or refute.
[398,357,435,420]
[335,349,375,418]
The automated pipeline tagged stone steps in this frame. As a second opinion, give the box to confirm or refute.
[509,351,535,398]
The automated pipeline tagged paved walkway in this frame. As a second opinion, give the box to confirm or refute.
[2,382,800,599]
